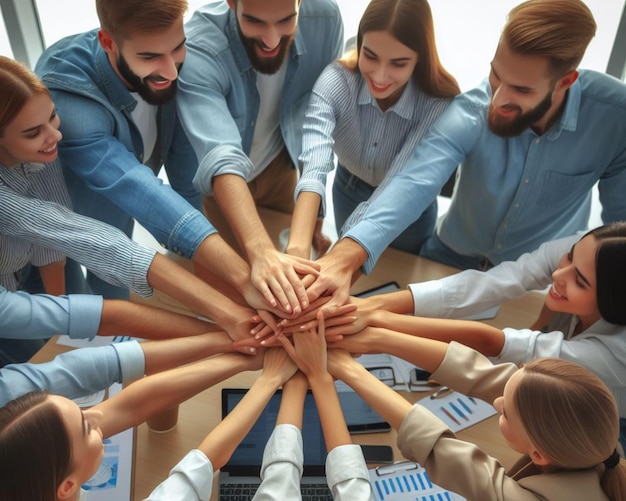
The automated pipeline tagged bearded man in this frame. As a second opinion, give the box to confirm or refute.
[177,0,343,310]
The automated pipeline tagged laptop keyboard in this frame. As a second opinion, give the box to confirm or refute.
[219,482,333,500]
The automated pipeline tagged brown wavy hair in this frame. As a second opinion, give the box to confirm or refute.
[339,0,459,99]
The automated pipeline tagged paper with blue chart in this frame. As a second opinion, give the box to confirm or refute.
[73,383,134,501]
[369,461,466,501]
[417,391,497,432]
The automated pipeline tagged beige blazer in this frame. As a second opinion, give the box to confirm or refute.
[396,342,608,501]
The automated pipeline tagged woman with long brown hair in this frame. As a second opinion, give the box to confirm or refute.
[286,0,459,260]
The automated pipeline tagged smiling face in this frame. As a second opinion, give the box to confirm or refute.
[487,40,569,137]
[231,0,299,74]
[358,30,418,110]
[545,234,601,329]
[100,21,186,105]
[0,92,62,167]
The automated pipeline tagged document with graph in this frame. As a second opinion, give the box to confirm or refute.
[417,390,496,432]
[369,461,465,501]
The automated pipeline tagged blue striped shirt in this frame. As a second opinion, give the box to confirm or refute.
[0,185,156,297]
[295,62,451,231]
[0,159,71,290]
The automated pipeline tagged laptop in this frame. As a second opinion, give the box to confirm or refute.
[219,388,371,500]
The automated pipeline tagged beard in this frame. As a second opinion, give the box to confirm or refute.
[487,89,553,137]
[237,24,295,75]
[116,53,179,105]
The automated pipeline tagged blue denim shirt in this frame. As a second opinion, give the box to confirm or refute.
[346,70,626,273]
[34,30,215,258]
[177,0,344,195]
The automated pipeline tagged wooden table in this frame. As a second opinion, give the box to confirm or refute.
[31,208,545,500]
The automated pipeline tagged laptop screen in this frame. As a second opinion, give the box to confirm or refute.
[221,388,328,476]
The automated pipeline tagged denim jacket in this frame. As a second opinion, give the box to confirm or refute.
[35,30,215,258]
[178,0,344,196]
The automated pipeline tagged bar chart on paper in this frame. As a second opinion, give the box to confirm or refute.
[417,391,496,432]
[369,461,465,501]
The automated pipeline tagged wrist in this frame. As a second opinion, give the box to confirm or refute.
[308,372,334,392]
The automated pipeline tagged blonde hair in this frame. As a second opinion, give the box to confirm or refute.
[516,358,626,500]
[339,0,459,99]
[0,56,50,136]
[96,0,188,41]
[502,0,596,77]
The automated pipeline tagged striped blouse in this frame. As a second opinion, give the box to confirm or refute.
[0,184,156,297]
[0,159,71,290]
[295,62,452,233]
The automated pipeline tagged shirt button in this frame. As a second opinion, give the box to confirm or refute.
[524,178,529,183]
[514,203,519,208]
[535,139,541,144]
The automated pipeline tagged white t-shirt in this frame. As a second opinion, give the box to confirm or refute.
[130,93,158,164]
[248,63,287,180]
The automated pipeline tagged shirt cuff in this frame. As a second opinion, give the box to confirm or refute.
[261,424,304,474]
[165,210,216,259]
[408,281,445,317]
[67,294,104,339]
[343,222,386,275]
[130,246,157,298]
[325,444,369,487]
[111,340,145,384]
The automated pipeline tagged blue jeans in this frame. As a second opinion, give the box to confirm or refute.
[420,231,494,271]
[333,165,437,255]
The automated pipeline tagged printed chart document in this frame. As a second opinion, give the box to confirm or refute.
[417,391,497,432]
[369,461,465,501]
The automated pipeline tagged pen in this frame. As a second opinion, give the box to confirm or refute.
[429,386,453,399]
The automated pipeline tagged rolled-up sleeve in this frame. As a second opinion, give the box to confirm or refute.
[326,444,373,501]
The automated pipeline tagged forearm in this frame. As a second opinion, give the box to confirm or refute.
[370,314,505,357]
[309,373,351,452]
[98,300,219,339]
[37,260,66,295]
[286,192,321,258]
[276,374,307,427]
[98,353,255,438]
[139,332,234,375]
[192,233,251,298]
[335,358,412,431]
[212,174,275,261]
[146,253,243,327]
[199,371,284,469]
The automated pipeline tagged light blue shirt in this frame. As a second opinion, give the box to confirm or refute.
[346,70,626,273]
[35,30,215,259]
[296,62,451,224]
[178,0,344,195]
[0,287,103,340]
[0,340,144,406]
[0,186,156,297]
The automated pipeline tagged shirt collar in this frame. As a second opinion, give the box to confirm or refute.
[94,40,138,113]
[545,78,581,140]
[356,77,416,120]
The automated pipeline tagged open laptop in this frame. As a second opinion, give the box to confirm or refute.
[218,388,334,500]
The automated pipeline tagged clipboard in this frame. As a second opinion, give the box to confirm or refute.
[368,461,466,500]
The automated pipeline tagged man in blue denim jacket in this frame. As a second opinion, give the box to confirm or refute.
[177,0,343,315]
[34,0,279,310]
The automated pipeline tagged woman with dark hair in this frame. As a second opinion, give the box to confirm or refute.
[285,0,459,259]
[317,222,626,450]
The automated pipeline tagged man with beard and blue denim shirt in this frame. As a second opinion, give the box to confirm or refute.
[177,0,344,316]
[34,0,278,313]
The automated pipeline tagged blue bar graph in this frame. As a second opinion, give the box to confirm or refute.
[373,470,445,500]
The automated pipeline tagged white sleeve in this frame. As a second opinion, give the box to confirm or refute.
[144,449,214,501]
[253,424,303,501]
[326,444,374,501]
[409,234,580,318]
